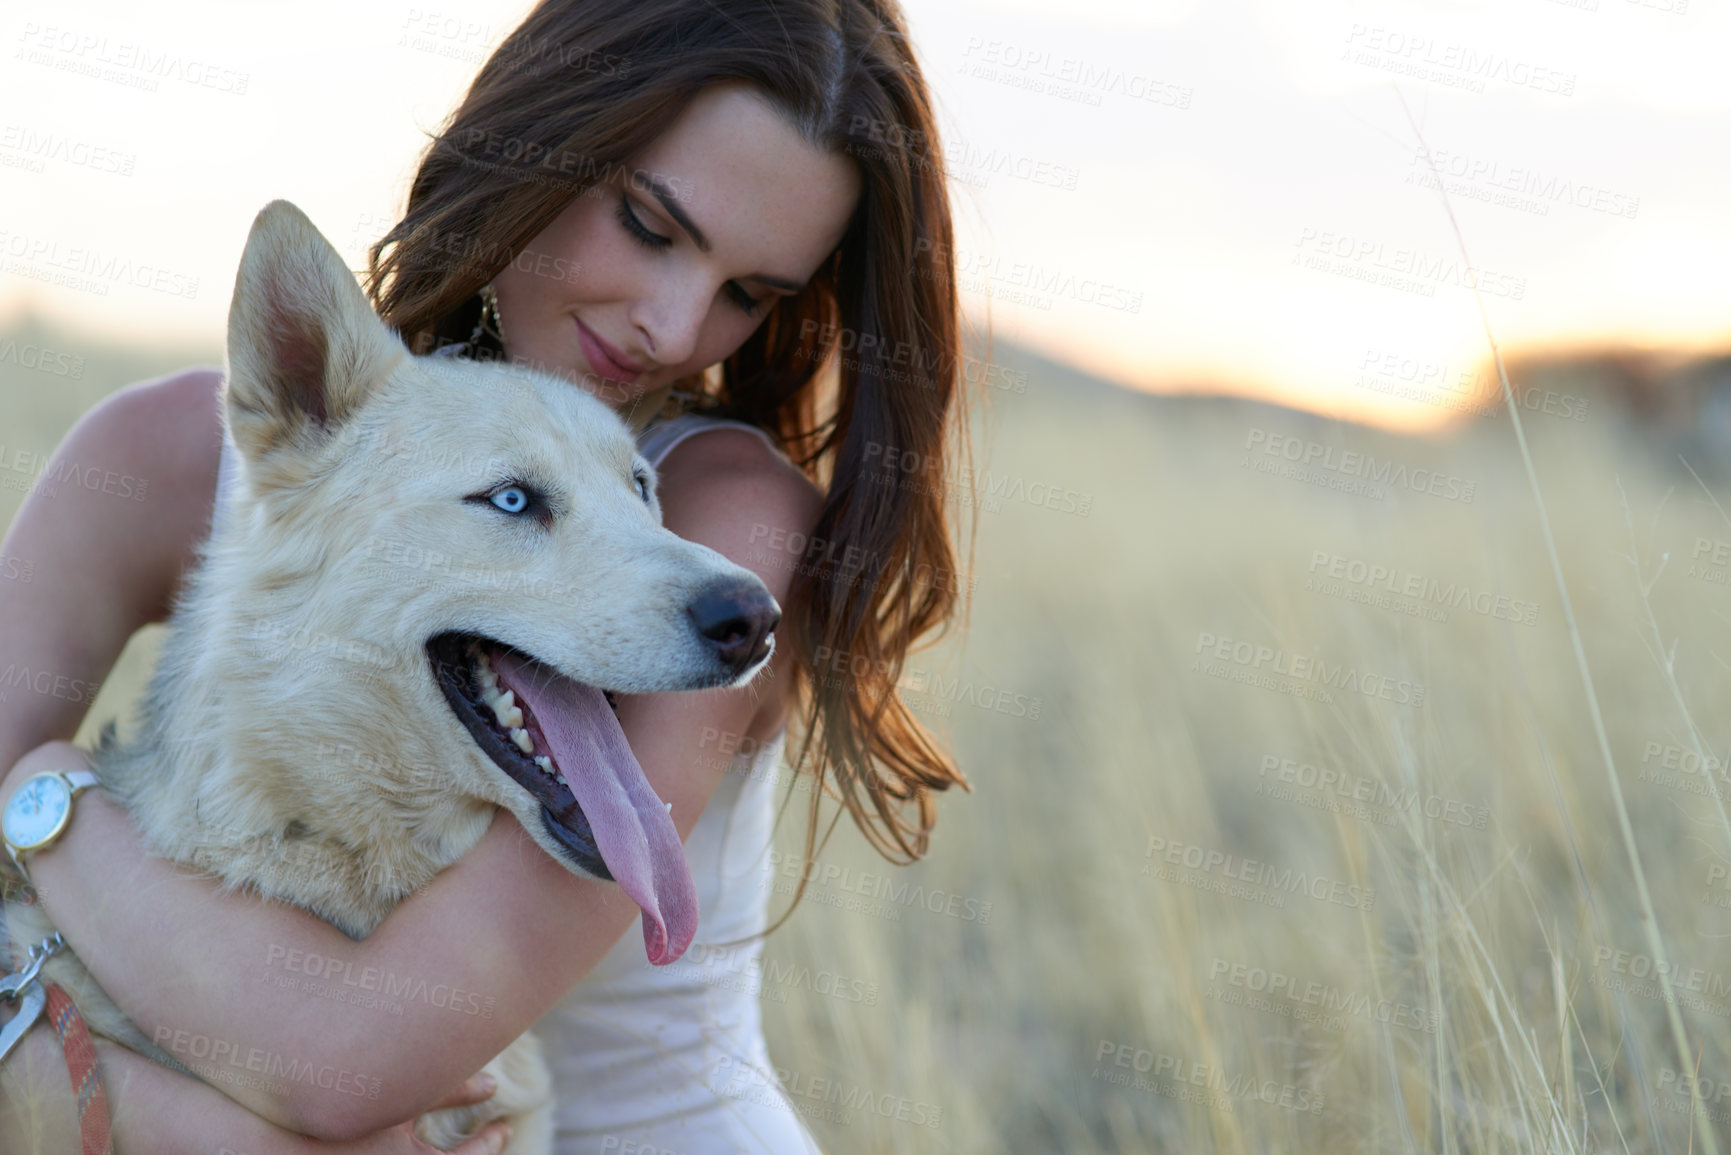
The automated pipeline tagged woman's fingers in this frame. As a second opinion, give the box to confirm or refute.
[426,1071,499,1111]
[356,1117,512,1155]
[441,1120,513,1155]
[410,1074,507,1155]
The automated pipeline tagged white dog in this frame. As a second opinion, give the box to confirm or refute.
[4,200,782,1152]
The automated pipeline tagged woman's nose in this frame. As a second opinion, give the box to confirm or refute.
[631,280,710,368]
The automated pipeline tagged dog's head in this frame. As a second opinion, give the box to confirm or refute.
[218,200,778,963]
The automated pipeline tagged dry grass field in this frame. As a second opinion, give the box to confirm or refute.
[749,346,1731,1153]
[6,319,1731,1153]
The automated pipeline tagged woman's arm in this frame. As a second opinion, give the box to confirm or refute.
[6,748,646,1140]
[0,1017,512,1155]
[2,381,821,1142]
[0,368,225,779]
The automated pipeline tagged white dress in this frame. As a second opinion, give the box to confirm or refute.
[212,409,822,1154]
[537,413,821,1155]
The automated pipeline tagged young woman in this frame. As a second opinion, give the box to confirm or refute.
[0,1,969,1152]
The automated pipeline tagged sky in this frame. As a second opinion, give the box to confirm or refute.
[1,0,1727,431]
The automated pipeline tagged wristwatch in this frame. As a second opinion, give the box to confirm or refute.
[2,769,101,882]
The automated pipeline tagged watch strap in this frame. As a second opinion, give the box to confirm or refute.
[63,770,99,795]
[4,841,27,884]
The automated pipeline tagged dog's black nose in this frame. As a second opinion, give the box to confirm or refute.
[690,580,781,675]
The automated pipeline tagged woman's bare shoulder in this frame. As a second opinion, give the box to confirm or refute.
[651,426,825,602]
[62,366,227,615]
[76,366,225,475]
[649,426,823,741]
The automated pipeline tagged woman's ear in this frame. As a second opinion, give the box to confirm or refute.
[222,199,406,467]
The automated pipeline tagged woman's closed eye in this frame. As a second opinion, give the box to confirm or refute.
[616,195,765,315]
[616,194,671,252]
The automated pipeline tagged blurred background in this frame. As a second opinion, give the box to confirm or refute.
[4,0,1731,1151]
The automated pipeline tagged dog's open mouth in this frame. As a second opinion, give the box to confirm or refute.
[427,631,698,965]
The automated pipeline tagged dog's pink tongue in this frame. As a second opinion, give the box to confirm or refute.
[492,652,698,965]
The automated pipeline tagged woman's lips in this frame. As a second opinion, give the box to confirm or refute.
[574,318,646,384]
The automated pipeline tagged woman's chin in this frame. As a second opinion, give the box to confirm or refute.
[582,375,658,413]
[499,339,656,411]
[540,354,642,406]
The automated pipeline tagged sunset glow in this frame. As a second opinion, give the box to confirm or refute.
[2,0,1728,430]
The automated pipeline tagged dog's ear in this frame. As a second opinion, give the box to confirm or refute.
[224,199,404,464]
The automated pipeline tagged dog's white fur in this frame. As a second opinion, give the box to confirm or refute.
[3,200,778,1152]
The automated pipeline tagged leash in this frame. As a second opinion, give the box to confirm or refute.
[43,981,114,1154]
[2,889,114,1154]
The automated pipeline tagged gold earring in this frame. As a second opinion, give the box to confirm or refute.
[477,282,505,347]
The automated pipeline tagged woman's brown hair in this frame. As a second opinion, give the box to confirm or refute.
[365,0,972,918]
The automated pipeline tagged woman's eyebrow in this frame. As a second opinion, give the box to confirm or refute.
[642,175,808,294]
[645,176,711,251]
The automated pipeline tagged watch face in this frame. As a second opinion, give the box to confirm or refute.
[4,774,72,850]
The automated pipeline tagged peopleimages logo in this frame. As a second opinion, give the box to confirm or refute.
[263,944,496,1018]
[1243,428,1476,505]
[1143,835,1376,911]
[15,22,251,95]
[0,229,200,300]
[0,663,100,705]
[899,666,1043,720]
[0,124,136,176]
[1341,24,1576,97]
[1307,550,1539,627]
[765,850,993,924]
[668,943,883,1008]
[957,37,1193,110]
[1406,146,1640,220]
[1255,755,1489,831]
[1207,957,1437,1034]
[1293,227,1526,301]
[1091,1040,1326,1114]
[1192,630,1427,708]
[713,1056,944,1129]
[1587,945,1731,1019]
[0,337,85,378]
[151,1026,380,1100]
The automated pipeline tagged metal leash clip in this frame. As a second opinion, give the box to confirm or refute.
[0,931,66,1064]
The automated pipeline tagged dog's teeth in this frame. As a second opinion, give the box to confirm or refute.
[511,727,534,754]
[488,690,515,725]
[502,706,524,729]
[535,755,553,775]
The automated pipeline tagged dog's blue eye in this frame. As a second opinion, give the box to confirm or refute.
[491,486,530,514]
[634,471,651,505]
[467,480,551,526]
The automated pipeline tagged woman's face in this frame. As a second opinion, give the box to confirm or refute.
[490,84,861,410]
